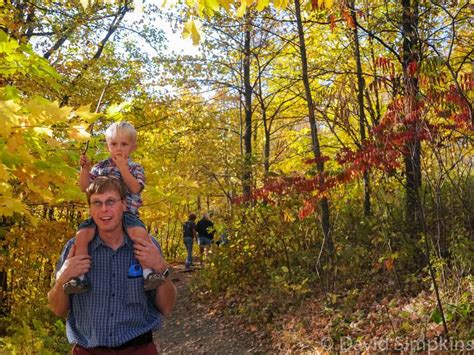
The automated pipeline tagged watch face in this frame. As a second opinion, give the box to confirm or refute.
[162,268,170,278]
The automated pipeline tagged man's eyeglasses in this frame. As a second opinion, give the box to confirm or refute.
[90,198,122,209]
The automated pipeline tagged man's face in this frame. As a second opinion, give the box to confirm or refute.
[106,133,136,160]
[89,190,126,233]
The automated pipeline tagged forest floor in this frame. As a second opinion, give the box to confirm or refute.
[152,263,472,354]
[153,263,271,354]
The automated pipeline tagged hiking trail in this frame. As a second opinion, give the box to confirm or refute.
[153,264,269,354]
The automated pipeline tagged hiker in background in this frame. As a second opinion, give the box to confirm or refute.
[218,228,229,246]
[182,213,197,270]
[216,215,230,246]
[196,213,215,266]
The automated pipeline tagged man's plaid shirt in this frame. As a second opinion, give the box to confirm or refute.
[56,233,162,348]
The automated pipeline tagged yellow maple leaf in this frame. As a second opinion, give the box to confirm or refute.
[182,19,202,45]
[0,192,26,216]
[33,127,53,137]
[25,98,72,125]
[256,0,269,11]
[236,1,247,17]
[206,0,220,13]
[0,164,9,182]
[7,134,19,153]
[75,104,99,123]
[282,0,290,8]
[272,0,282,9]
[0,100,21,137]
[68,125,91,141]
[324,0,333,8]
[219,0,232,11]
[283,209,295,222]
[29,182,54,201]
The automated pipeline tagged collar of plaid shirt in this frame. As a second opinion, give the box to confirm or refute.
[58,233,162,348]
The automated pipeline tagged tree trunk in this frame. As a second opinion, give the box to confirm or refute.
[402,0,449,337]
[401,0,422,237]
[350,1,371,217]
[256,75,271,177]
[294,0,333,256]
[242,14,253,200]
[0,216,14,315]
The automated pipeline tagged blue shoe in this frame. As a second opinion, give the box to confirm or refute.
[144,272,165,290]
[63,277,90,295]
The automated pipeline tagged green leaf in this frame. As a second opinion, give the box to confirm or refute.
[399,311,410,319]
[430,308,442,324]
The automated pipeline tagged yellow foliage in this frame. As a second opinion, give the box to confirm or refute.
[206,0,221,14]
[0,185,27,216]
[219,0,232,11]
[0,163,9,181]
[75,104,99,123]
[80,0,90,9]
[33,126,53,137]
[324,0,333,9]
[236,1,247,17]
[283,209,295,222]
[25,98,72,125]
[182,18,202,45]
[256,0,269,11]
[0,100,21,137]
[68,125,91,141]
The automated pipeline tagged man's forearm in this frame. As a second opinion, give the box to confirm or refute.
[48,280,70,317]
[154,279,176,316]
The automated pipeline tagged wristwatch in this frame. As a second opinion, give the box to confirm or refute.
[160,267,171,279]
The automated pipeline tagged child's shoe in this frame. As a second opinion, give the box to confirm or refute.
[144,272,164,291]
[63,277,91,295]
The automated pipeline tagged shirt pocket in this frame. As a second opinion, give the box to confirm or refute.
[126,278,147,305]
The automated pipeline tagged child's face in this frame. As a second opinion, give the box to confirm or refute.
[106,132,136,160]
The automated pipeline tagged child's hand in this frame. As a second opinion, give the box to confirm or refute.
[80,155,91,170]
[112,154,128,170]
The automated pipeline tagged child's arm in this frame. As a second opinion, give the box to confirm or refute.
[79,155,92,192]
[113,155,143,194]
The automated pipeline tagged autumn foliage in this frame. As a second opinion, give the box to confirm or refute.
[1,0,473,352]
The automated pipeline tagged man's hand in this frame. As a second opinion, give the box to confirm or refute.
[48,244,91,316]
[55,245,92,286]
[134,236,168,273]
[134,236,177,315]
[80,154,91,170]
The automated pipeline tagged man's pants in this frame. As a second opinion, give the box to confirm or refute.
[72,342,158,354]
[183,237,193,267]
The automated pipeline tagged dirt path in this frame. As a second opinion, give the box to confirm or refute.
[153,264,269,354]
